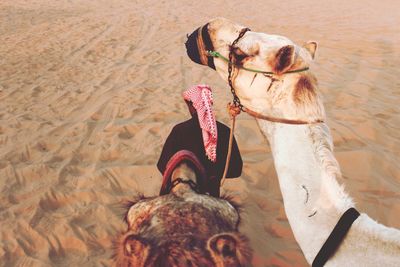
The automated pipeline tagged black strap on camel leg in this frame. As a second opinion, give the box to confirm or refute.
[312,207,360,267]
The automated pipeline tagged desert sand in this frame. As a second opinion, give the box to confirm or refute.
[0,0,399,266]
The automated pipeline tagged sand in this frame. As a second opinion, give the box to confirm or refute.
[0,0,399,266]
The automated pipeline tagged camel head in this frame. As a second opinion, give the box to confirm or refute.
[186,17,325,123]
[114,231,251,266]
[114,161,252,266]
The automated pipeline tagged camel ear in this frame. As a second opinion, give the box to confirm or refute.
[207,233,252,266]
[273,45,295,74]
[119,234,151,266]
[303,41,317,59]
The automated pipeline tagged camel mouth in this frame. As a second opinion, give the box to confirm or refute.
[185,23,216,70]
[160,150,207,195]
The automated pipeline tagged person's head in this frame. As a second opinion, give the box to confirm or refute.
[182,85,213,118]
[182,85,218,163]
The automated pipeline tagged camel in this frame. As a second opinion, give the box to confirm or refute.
[185,18,400,266]
[113,151,252,266]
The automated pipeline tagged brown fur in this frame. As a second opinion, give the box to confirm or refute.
[220,194,243,228]
[293,74,317,105]
[113,165,252,266]
[114,232,252,267]
[113,232,152,267]
[271,45,295,74]
[121,194,150,224]
[208,233,253,267]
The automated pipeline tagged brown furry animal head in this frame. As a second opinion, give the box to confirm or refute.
[114,231,252,267]
[113,163,252,266]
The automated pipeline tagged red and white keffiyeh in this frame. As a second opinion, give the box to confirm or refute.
[182,84,218,162]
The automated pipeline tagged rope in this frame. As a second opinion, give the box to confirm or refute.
[220,103,241,186]
[208,50,309,75]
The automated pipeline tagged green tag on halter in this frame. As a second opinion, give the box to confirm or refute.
[207,50,220,57]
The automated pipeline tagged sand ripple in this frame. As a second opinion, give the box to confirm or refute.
[0,0,399,266]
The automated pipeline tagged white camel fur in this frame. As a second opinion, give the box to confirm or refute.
[188,18,400,266]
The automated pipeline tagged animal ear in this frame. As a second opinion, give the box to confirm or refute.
[114,234,151,267]
[273,45,295,74]
[207,233,252,266]
[124,234,150,256]
[303,41,318,59]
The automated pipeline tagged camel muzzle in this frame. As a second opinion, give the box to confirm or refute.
[185,23,215,70]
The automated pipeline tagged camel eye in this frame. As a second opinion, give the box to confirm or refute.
[231,47,250,64]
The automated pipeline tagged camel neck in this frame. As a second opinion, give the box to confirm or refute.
[257,120,353,263]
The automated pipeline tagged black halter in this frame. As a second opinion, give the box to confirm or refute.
[312,207,360,266]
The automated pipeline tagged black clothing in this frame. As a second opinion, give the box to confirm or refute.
[157,117,242,197]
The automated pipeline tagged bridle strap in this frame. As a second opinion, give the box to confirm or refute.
[170,178,201,194]
[198,23,215,69]
[210,28,324,125]
[312,208,360,267]
[208,50,309,75]
[244,107,324,125]
[228,28,251,109]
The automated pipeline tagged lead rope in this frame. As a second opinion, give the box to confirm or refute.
[220,103,241,186]
[220,28,250,187]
